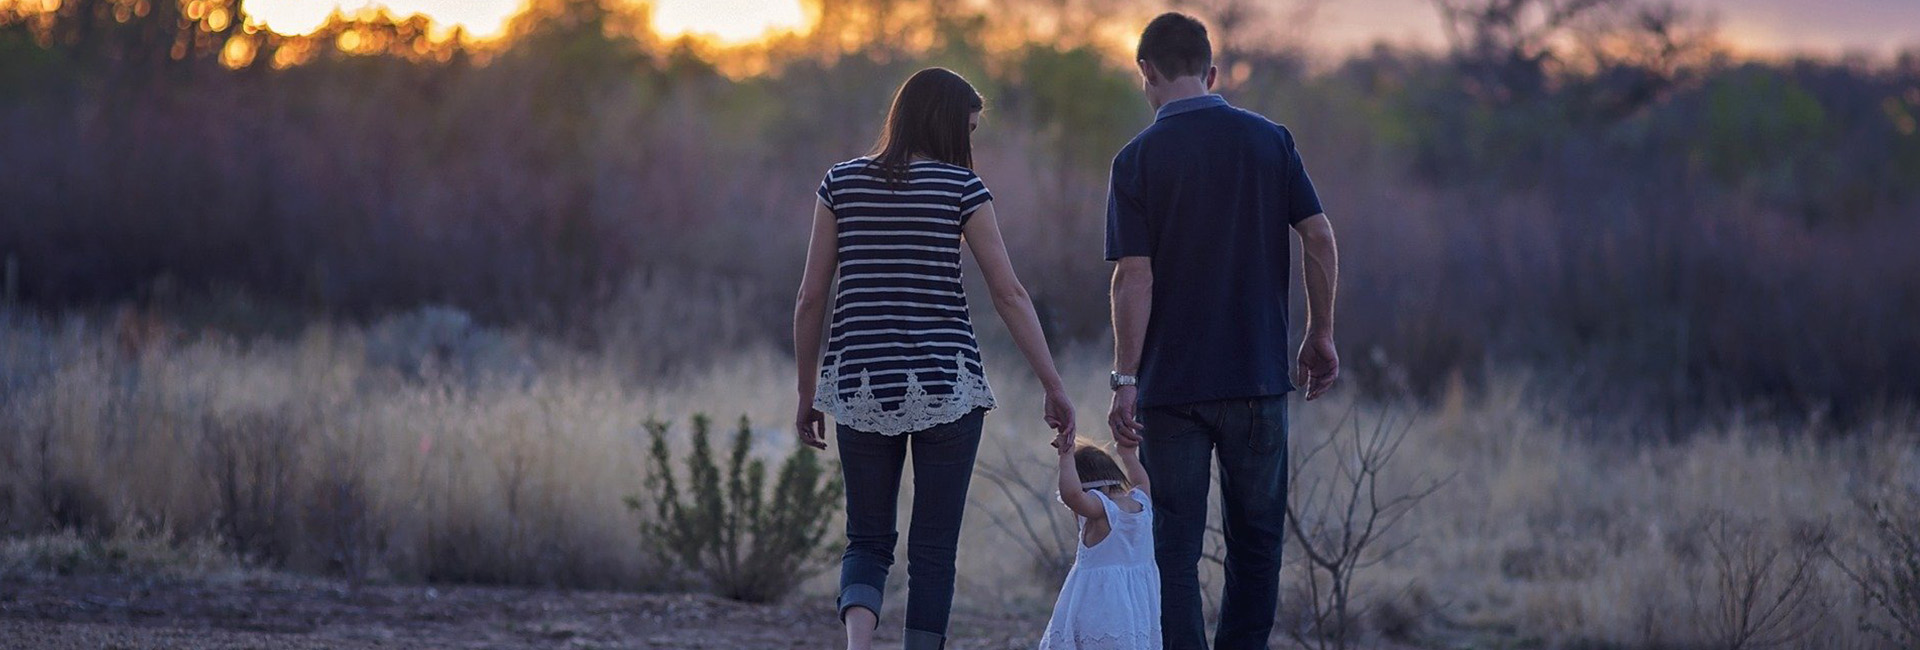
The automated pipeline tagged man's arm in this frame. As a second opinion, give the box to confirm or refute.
[1108,256,1152,445]
[1293,214,1339,399]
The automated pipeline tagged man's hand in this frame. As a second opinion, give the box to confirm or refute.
[1296,335,1339,400]
[794,404,827,450]
[1108,385,1144,447]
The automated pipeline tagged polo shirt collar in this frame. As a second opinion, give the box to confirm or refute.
[1155,94,1228,121]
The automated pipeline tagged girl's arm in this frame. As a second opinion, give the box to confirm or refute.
[961,201,1075,436]
[793,199,837,450]
[1055,431,1106,519]
[1117,444,1151,496]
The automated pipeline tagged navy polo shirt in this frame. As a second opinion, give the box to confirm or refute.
[1105,94,1325,408]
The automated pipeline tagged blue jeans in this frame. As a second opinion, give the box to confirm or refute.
[836,408,985,650]
[1140,396,1289,650]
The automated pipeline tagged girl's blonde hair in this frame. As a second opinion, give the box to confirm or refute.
[1072,439,1130,492]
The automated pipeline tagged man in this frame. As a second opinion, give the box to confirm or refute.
[1104,12,1340,650]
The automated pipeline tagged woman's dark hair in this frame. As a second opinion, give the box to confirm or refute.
[869,67,983,181]
[1073,442,1131,492]
[1137,12,1212,79]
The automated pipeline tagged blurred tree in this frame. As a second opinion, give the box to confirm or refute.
[1005,44,1142,176]
[1699,67,1826,186]
[1432,0,1713,114]
[1170,0,1320,87]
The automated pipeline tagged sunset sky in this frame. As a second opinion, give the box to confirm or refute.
[239,0,1919,56]
[243,0,808,42]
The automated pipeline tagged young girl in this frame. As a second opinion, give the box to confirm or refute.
[1039,433,1161,649]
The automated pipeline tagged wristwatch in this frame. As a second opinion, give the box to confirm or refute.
[1109,372,1138,390]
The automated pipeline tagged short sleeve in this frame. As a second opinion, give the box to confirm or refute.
[958,173,992,223]
[1105,148,1153,260]
[1090,488,1124,520]
[816,169,836,210]
[1284,130,1324,224]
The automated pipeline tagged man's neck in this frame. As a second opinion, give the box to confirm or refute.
[1155,77,1213,110]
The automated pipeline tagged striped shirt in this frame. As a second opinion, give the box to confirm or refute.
[812,157,997,436]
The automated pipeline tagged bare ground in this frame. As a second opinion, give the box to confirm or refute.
[0,574,1042,649]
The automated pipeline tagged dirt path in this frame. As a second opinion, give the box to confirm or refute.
[0,574,1041,649]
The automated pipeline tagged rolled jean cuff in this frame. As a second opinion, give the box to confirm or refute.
[903,627,945,650]
[838,584,883,626]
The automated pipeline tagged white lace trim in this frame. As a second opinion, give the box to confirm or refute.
[1037,628,1161,650]
[814,353,995,436]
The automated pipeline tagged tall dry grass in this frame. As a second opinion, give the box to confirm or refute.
[1,306,1914,647]
[0,304,800,588]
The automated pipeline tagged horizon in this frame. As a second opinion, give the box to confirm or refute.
[231,0,1920,59]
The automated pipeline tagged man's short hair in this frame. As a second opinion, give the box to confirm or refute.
[1136,13,1212,79]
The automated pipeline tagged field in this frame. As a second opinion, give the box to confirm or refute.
[0,557,1034,649]
[3,0,1919,647]
[2,310,1914,648]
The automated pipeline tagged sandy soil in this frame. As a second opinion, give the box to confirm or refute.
[0,574,1042,649]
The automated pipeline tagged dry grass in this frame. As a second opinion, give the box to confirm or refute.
[1,308,1914,648]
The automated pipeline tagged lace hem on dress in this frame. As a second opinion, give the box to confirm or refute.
[814,353,996,436]
[1037,627,1162,650]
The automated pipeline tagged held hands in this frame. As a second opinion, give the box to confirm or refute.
[1296,334,1339,401]
[1108,385,1143,448]
[1043,387,1076,438]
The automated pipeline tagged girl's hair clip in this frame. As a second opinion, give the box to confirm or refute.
[1080,480,1122,490]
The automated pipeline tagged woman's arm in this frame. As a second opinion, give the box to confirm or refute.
[1055,431,1105,519]
[793,199,838,450]
[962,201,1075,436]
[1116,444,1151,496]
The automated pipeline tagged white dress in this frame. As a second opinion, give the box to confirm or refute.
[1038,488,1162,650]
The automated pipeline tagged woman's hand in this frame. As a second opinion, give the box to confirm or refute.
[1052,426,1074,457]
[1044,387,1076,438]
[795,404,827,450]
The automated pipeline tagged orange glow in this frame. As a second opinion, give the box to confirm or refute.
[219,35,254,68]
[653,0,804,42]
[240,0,805,43]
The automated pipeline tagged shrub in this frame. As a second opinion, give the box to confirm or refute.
[972,444,1078,588]
[629,414,842,603]
[1282,408,1446,650]
[1830,488,1920,645]
[1688,512,1830,650]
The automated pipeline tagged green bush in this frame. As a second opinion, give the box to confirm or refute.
[629,414,843,603]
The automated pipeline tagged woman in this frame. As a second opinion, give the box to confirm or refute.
[793,67,1076,650]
